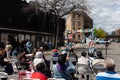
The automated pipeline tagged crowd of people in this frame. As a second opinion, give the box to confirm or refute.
[0,38,120,80]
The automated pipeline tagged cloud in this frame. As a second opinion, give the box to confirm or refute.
[89,0,120,33]
[26,0,120,34]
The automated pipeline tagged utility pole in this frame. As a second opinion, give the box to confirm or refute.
[105,41,109,58]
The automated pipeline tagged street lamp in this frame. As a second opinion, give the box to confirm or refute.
[105,41,109,58]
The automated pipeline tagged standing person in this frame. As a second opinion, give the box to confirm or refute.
[87,38,95,55]
[31,63,48,80]
[96,58,120,80]
[26,40,32,54]
[48,42,52,50]
[52,54,76,80]
[69,48,78,65]
[68,41,72,49]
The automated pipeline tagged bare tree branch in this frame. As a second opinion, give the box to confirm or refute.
[30,0,89,48]
[34,0,89,17]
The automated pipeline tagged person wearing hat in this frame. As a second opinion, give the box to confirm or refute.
[96,58,120,80]
[52,49,59,57]
[52,49,59,64]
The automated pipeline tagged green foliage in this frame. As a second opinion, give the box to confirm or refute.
[93,27,107,38]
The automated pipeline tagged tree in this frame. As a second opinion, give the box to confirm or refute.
[35,0,89,48]
[94,28,107,38]
[93,28,98,38]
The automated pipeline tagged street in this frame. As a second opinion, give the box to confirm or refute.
[45,42,120,73]
[8,42,120,80]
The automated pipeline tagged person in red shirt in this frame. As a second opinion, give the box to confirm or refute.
[31,63,48,80]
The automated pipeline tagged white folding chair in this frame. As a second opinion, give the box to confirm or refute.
[69,58,76,62]
[47,78,65,80]
[23,78,40,80]
[50,57,58,70]
[92,62,105,74]
[0,72,8,79]
[76,63,91,80]
[0,65,8,79]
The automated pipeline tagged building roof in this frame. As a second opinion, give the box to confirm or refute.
[70,11,93,22]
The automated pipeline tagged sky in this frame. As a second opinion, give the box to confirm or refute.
[26,0,120,34]
[88,0,120,34]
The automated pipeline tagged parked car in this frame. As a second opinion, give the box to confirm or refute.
[116,39,120,43]
[95,38,108,44]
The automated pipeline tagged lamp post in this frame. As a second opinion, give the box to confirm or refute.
[105,41,109,58]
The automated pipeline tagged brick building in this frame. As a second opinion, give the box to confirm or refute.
[65,11,93,42]
[115,28,120,36]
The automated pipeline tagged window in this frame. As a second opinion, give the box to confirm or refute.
[73,21,75,27]
[73,14,75,19]
[78,21,81,26]
[78,14,81,18]
[73,27,75,30]
[73,35,75,39]
[76,14,78,19]
[78,35,80,40]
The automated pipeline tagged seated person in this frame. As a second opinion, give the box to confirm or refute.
[96,58,120,80]
[52,54,76,80]
[92,51,105,74]
[0,49,8,66]
[52,49,59,64]
[33,51,46,67]
[77,51,91,80]
[88,53,95,70]
[17,49,27,62]
[31,63,48,80]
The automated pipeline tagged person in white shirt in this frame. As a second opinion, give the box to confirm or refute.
[33,47,46,67]
[77,51,91,80]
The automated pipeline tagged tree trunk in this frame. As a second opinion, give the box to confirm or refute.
[54,18,59,49]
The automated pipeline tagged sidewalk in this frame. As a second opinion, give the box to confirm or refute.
[44,43,87,55]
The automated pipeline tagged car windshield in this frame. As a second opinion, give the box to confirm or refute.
[99,39,104,41]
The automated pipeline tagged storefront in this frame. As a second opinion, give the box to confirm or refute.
[0,27,55,48]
